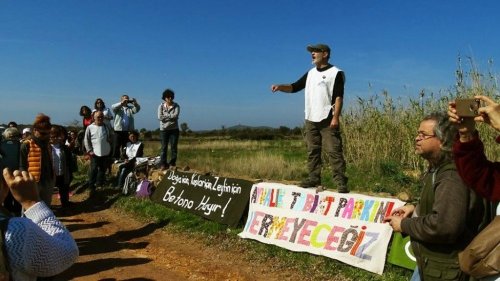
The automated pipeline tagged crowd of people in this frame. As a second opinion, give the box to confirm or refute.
[0,91,181,207]
[0,93,170,279]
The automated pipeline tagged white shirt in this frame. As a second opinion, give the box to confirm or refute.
[51,144,64,176]
[5,202,79,281]
[84,124,111,157]
[125,142,142,160]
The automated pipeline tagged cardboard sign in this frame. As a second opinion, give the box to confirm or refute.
[151,170,253,226]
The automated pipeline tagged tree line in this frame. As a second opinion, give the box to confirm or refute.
[140,123,304,141]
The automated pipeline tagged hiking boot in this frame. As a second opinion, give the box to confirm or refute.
[300,179,320,188]
[337,185,350,193]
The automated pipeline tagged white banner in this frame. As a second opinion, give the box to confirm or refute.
[238,182,405,274]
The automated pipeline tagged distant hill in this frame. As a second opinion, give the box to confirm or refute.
[189,124,301,134]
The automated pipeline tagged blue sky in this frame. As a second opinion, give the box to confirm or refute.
[1,1,499,131]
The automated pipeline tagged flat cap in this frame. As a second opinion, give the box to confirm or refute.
[306,43,331,53]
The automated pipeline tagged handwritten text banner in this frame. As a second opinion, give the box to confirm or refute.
[238,182,405,274]
[151,170,253,226]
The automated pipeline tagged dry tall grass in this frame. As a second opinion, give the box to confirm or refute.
[144,138,307,181]
[344,59,499,175]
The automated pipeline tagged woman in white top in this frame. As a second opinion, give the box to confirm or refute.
[93,98,114,128]
[116,130,144,189]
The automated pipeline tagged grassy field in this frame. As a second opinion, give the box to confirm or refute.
[99,62,500,280]
[143,136,420,196]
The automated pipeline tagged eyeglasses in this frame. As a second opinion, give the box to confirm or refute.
[416,131,436,140]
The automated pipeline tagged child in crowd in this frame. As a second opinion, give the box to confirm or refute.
[134,164,153,198]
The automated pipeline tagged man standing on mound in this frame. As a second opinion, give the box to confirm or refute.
[271,43,349,193]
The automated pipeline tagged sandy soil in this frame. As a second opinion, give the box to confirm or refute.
[51,188,310,281]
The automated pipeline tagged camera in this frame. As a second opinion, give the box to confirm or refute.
[455,98,483,117]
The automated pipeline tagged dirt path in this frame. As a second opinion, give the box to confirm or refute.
[51,188,306,281]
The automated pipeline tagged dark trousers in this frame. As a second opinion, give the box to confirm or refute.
[304,117,347,188]
[160,129,179,167]
[114,131,129,158]
[88,155,109,188]
[55,175,70,207]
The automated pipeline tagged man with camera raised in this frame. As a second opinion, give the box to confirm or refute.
[112,94,141,159]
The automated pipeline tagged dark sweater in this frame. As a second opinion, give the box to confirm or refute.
[453,133,500,202]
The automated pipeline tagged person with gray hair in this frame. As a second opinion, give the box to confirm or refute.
[271,43,348,193]
[2,127,20,141]
[419,111,458,163]
[384,111,484,281]
[84,110,112,196]
[112,94,140,159]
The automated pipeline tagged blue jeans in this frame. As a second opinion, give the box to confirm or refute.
[410,267,420,281]
[160,129,179,167]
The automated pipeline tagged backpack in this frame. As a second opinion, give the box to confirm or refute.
[135,180,153,198]
[459,212,500,278]
[122,172,137,196]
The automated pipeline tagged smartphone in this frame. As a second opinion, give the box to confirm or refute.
[455,98,483,117]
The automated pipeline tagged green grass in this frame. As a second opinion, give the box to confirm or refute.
[114,196,226,235]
